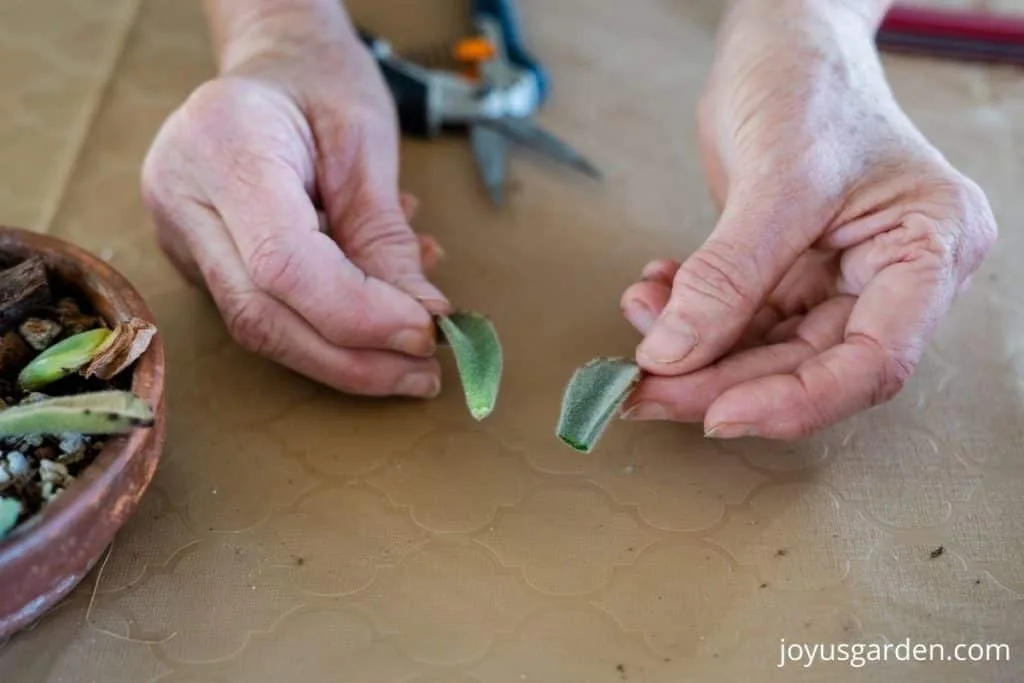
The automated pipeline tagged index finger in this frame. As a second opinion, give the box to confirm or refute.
[209,148,437,357]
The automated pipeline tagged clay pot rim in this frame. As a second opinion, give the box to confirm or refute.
[0,226,166,561]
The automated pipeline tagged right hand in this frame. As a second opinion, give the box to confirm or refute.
[141,5,449,398]
[618,0,996,439]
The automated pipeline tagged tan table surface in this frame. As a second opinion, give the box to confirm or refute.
[1,0,1023,681]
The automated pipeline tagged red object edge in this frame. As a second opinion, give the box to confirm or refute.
[880,4,1024,44]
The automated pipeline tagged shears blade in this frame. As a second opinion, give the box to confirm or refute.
[476,116,602,180]
[470,123,510,206]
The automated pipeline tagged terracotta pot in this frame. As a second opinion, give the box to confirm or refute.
[0,226,166,641]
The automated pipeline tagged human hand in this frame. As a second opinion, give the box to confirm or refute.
[141,0,449,397]
[619,0,997,439]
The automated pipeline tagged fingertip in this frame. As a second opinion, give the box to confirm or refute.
[409,282,452,318]
[395,367,442,398]
[418,234,445,273]
[704,374,818,440]
[399,192,421,222]
[622,372,717,423]
[621,280,672,308]
[389,326,439,357]
[420,298,452,319]
[641,258,681,284]
[621,281,672,335]
[635,310,700,373]
[622,297,655,335]
[703,376,771,428]
[379,272,451,318]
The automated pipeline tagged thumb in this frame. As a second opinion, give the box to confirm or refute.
[399,192,447,273]
[315,108,450,316]
[636,189,811,376]
[336,192,451,316]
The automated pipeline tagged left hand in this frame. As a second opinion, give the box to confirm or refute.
[142,2,451,398]
[618,0,997,439]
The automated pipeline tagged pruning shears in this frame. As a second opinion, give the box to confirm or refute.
[357,0,601,206]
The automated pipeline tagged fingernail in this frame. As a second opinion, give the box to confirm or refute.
[637,314,698,365]
[421,236,445,261]
[418,236,446,272]
[621,402,672,421]
[705,422,760,439]
[415,296,450,316]
[414,295,448,307]
[390,329,434,356]
[396,372,441,398]
[624,299,655,332]
[641,262,665,281]
[399,277,449,315]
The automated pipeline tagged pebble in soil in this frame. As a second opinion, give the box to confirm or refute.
[0,258,131,532]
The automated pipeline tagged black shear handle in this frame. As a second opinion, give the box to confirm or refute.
[357,28,433,137]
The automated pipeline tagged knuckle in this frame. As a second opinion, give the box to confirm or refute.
[140,130,186,214]
[317,99,394,158]
[140,151,168,211]
[153,223,184,262]
[915,172,998,277]
[956,176,998,265]
[162,80,243,160]
[916,222,957,269]
[328,304,378,348]
[141,78,260,212]
[223,292,280,357]
[248,234,301,294]
[898,212,958,278]
[852,334,916,407]
[783,419,825,442]
[794,362,844,432]
[344,208,420,272]
[179,79,245,132]
[351,210,413,249]
[873,352,915,406]
[334,360,380,395]
[697,91,716,133]
[342,100,395,140]
[674,242,762,312]
[176,79,297,185]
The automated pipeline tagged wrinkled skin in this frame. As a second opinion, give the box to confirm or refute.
[143,0,997,439]
[619,2,997,439]
[141,14,449,398]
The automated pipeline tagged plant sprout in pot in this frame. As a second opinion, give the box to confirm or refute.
[0,227,165,641]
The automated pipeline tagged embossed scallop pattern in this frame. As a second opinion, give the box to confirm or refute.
[202,609,422,683]
[581,426,769,531]
[260,486,429,597]
[268,388,439,478]
[354,542,542,665]
[102,535,306,664]
[367,429,529,533]
[2,0,1024,681]
[156,422,316,532]
[477,484,662,595]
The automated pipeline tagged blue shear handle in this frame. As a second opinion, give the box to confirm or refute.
[474,0,550,104]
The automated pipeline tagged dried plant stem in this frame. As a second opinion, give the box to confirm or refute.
[84,537,178,645]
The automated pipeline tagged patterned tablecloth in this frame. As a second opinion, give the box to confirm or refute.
[0,0,1021,681]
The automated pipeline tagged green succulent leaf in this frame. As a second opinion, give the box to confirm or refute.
[0,390,154,436]
[556,357,643,453]
[0,497,22,541]
[18,328,111,391]
[436,312,502,421]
